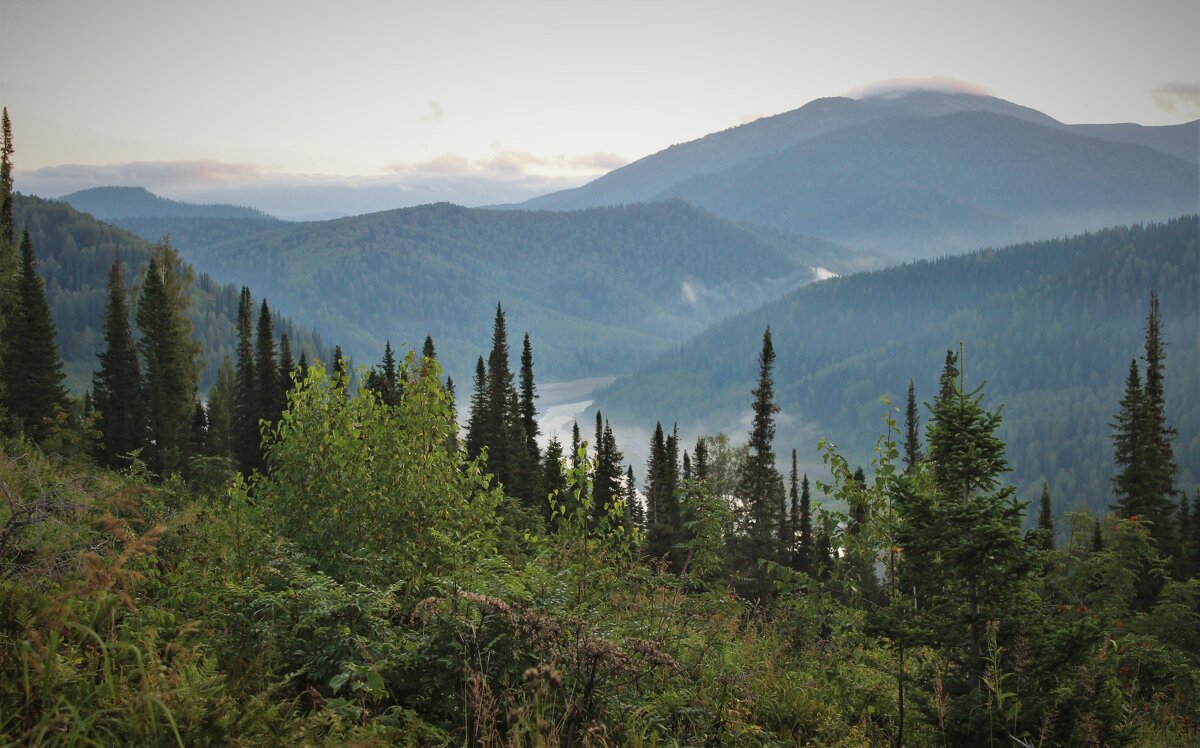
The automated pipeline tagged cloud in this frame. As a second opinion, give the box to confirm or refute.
[422,99,445,121]
[1151,82,1200,114]
[848,76,994,100]
[384,149,628,180]
[22,159,263,192]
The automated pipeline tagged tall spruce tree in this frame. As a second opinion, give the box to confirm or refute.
[422,334,436,362]
[1111,359,1151,519]
[465,356,487,460]
[2,230,68,442]
[693,436,708,483]
[798,473,813,574]
[738,327,783,568]
[278,332,294,406]
[785,449,800,567]
[255,300,280,430]
[206,355,236,459]
[937,349,959,405]
[1037,483,1055,550]
[1139,291,1178,550]
[626,466,644,531]
[645,422,673,560]
[135,244,199,474]
[233,287,258,474]
[519,333,540,469]
[540,436,567,520]
[93,254,143,466]
[0,108,16,361]
[903,380,923,472]
[483,304,519,491]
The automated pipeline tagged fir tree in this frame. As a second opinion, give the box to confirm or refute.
[519,333,540,469]
[2,230,68,441]
[365,341,400,406]
[191,400,209,455]
[278,332,294,406]
[645,422,673,560]
[255,300,280,429]
[693,436,708,483]
[233,287,258,474]
[465,356,487,460]
[296,350,308,378]
[483,304,519,493]
[798,473,813,575]
[738,328,782,566]
[540,436,567,520]
[570,420,582,468]
[422,334,436,362]
[1037,483,1055,551]
[0,108,16,351]
[332,345,347,385]
[937,349,959,406]
[206,355,236,459]
[903,380,923,472]
[626,466,644,531]
[1091,518,1104,553]
[135,244,199,474]
[784,449,800,566]
[1139,291,1178,550]
[92,254,144,466]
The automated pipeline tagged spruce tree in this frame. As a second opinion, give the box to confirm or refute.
[296,350,308,378]
[255,300,280,429]
[519,333,540,468]
[784,449,800,566]
[903,380,923,472]
[693,436,708,483]
[798,473,813,575]
[540,436,567,520]
[135,245,199,474]
[0,108,16,355]
[1176,493,1193,579]
[645,422,672,559]
[278,332,294,406]
[570,420,582,468]
[2,230,69,442]
[738,328,782,570]
[233,287,258,474]
[206,355,236,459]
[93,254,143,466]
[484,304,518,491]
[626,466,644,531]
[1037,483,1055,550]
[937,349,959,405]
[422,334,436,362]
[332,345,347,385]
[465,356,487,460]
[1139,291,1178,550]
[191,400,209,455]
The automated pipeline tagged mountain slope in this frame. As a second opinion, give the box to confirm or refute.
[517,91,1197,258]
[593,216,1199,515]
[13,194,327,392]
[177,200,861,382]
[61,186,277,220]
[658,111,1197,256]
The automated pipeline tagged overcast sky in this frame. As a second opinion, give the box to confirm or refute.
[3,0,1197,215]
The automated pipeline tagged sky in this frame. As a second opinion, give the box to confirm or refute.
[3,0,1198,217]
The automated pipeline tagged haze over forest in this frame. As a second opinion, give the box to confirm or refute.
[1,2,1199,745]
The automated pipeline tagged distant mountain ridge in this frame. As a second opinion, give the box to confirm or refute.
[517,90,1198,258]
[61,186,278,221]
[174,200,865,382]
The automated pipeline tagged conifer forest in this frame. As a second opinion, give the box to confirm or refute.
[1,61,1199,748]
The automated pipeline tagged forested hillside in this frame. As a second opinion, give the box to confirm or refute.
[178,200,860,381]
[594,217,1200,516]
[13,194,327,391]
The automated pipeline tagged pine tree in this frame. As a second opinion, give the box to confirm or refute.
[693,436,708,483]
[645,422,672,560]
[784,449,800,566]
[937,349,959,405]
[626,466,644,531]
[903,380,923,472]
[798,473,813,574]
[540,436,567,520]
[93,254,143,466]
[255,300,280,430]
[135,244,199,474]
[483,304,519,492]
[1091,518,1104,553]
[465,356,487,460]
[332,345,347,385]
[422,334,436,362]
[206,355,236,459]
[365,341,400,406]
[738,328,782,566]
[233,287,258,474]
[1037,483,1055,551]
[296,350,308,378]
[2,230,69,441]
[0,108,17,362]
[570,421,582,468]
[1139,291,1178,550]
[191,400,209,455]
[278,332,294,406]
[519,333,540,469]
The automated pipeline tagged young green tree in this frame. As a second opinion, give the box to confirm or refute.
[1138,291,1178,552]
[92,254,143,466]
[206,355,236,459]
[2,230,69,441]
[519,332,540,469]
[465,356,487,460]
[797,472,813,575]
[784,449,800,566]
[277,332,294,405]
